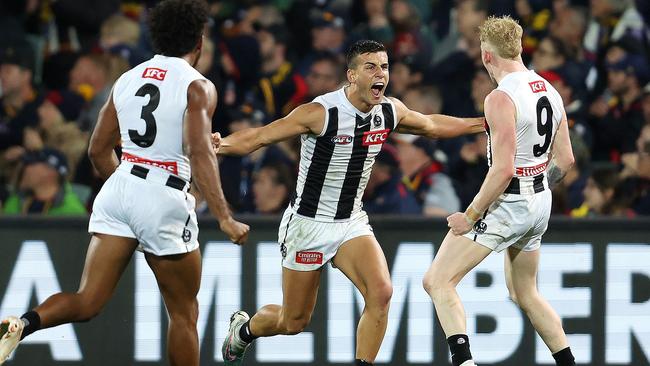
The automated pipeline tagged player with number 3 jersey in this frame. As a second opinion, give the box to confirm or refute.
[0,1,248,366]
[422,16,576,366]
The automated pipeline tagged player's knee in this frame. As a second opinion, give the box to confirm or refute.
[366,281,392,310]
[283,318,310,335]
[168,299,199,325]
[75,294,104,322]
[513,290,539,312]
[422,271,454,301]
[280,313,312,335]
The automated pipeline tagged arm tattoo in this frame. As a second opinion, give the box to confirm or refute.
[547,159,567,189]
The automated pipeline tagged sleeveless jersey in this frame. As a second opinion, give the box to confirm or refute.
[292,87,398,221]
[112,54,206,181]
[487,70,565,183]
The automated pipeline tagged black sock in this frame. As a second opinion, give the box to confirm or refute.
[447,334,472,366]
[19,311,41,340]
[238,320,258,344]
[552,346,575,366]
[355,359,373,366]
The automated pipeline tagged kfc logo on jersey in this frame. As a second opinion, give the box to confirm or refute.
[331,135,353,145]
[296,251,323,265]
[529,80,546,93]
[142,67,167,81]
[362,129,390,146]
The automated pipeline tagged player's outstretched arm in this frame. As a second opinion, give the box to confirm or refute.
[185,79,249,245]
[88,90,120,180]
[390,97,485,139]
[547,111,575,189]
[218,102,325,156]
[447,90,516,235]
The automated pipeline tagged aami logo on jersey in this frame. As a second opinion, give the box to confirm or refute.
[529,80,546,93]
[362,129,390,146]
[142,67,167,81]
[331,135,353,145]
[296,251,323,265]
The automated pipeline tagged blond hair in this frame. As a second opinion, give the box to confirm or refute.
[478,16,523,60]
[101,14,140,47]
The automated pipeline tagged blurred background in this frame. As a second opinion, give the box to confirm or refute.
[1,0,649,218]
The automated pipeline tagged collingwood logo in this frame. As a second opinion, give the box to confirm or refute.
[373,114,382,127]
[473,220,487,234]
[182,228,192,242]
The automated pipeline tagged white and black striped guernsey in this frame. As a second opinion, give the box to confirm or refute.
[291,87,399,221]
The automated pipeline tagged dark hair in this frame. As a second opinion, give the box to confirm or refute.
[148,0,208,57]
[543,35,571,60]
[312,51,344,80]
[346,40,386,68]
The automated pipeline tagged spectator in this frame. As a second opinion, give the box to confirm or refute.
[432,0,487,65]
[3,148,86,215]
[387,56,424,99]
[0,40,43,171]
[252,162,295,215]
[50,0,120,52]
[100,14,148,67]
[583,0,645,62]
[470,67,495,115]
[70,53,128,131]
[254,24,308,119]
[551,131,591,214]
[402,85,443,116]
[25,90,89,176]
[394,135,460,217]
[571,166,619,217]
[295,9,348,77]
[549,5,589,60]
[350,0,393,46]
[363,145,420,215]
[642,83,650,125]
[590,54,647,161]
[389,0,433,62]
[530,36,570,72]
[305,52,344,100]
[449,134,489,209]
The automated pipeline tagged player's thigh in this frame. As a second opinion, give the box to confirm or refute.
[425,231,492,286]
[145,249,202,313]
[505,246,540,297]
[281,267,322,320]
[331,235,391,299]
[77,234,139,304]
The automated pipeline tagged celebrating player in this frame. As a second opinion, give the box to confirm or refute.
[0,1,248,365]
[422,16,576,366]
[217,40,484,366]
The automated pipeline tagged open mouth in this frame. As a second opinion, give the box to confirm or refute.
[370,82,385,98]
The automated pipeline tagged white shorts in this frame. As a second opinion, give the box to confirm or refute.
[278,207,374,271]
[463,189,552,253]
[88,167,199,256]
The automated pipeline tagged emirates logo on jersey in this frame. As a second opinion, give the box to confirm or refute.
[296,251,323,264]
[142,67,167,81]
[529,80,546,93]
[362,129,390,146]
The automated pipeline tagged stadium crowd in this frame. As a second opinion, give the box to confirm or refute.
[1,0,649,217]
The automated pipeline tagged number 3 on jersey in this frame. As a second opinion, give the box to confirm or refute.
[533,96,553,157]
[129,83,160,148]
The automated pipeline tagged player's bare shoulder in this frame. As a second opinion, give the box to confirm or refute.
[286,102,327,135]
[484,90,515,121]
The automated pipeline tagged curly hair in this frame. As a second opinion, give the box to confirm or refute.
[148,0,208,57]
[478,16,523,60]
[346,40,386,69]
